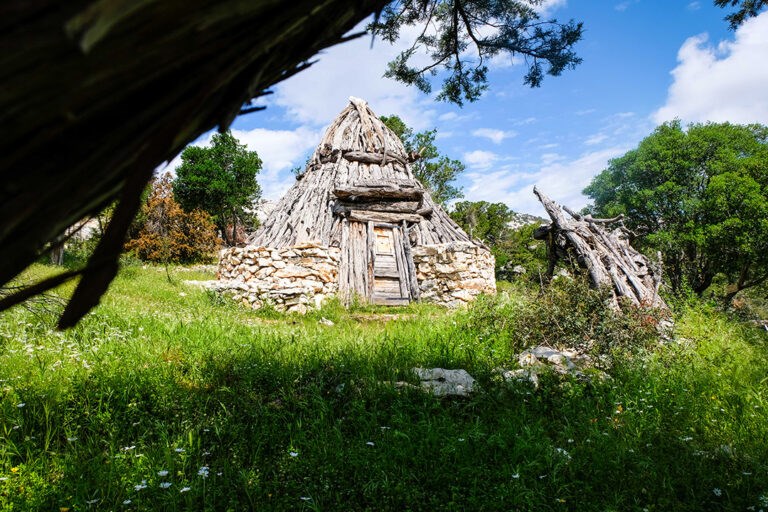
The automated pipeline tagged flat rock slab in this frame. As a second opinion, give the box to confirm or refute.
[413,368,476,397]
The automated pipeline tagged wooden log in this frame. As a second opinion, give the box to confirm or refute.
[335,200,420,214]
[345,210,423,224]
[342,150,409,167]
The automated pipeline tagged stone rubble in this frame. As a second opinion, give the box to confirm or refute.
[217,243,340,314]
[412,368,477,397]
[412,241,496,308]
[498,345,610,389]
[215,240,496,313]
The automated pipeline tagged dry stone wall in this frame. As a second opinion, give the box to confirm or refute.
[412,242,496,307]
[218,243,340,314]
[217,241,495,313]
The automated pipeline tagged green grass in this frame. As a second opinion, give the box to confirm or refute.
[1,265,767,511]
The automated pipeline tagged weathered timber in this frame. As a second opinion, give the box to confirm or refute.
[1,0,389,325]
[334,200,421,214]
[332,186,424,201]
[345,210,423,224]
[343,150,409,167]
[533,187,668,311]
[249,98,472,249]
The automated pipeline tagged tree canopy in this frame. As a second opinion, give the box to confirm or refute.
[380,115,465,207]
[371,0,583,105]
[173,132,262,246]
[126,174,220,264]
[584,121,768,298]
[714,0,768,28]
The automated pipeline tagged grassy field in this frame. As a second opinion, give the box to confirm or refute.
[1,264,767,511]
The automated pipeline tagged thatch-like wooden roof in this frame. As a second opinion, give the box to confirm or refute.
[250,98,474,248]
[0,0,387,326]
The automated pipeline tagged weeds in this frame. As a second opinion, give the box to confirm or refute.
[0,265,766,510]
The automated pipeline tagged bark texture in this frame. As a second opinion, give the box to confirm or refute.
[533,187,668,312]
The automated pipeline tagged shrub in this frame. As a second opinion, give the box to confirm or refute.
[125,173,220,263]
[467,275,665,356]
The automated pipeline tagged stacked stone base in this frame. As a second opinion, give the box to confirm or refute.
[412,241,496,307]
[217,241,495,313]
[218,243,340,314]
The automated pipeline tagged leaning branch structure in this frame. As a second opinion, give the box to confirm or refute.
[533,187,668,312]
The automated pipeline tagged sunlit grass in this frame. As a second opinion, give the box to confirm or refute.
[1,265,767,510]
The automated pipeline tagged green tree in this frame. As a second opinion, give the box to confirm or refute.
[380,115,464,206]
[450,200,547,280]
[371,0,583,105]
[584,121,768,298]
[173,131,262,246]
[714,0,767,28]
[126,174,220,263]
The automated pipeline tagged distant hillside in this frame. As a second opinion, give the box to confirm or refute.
[508,212,546,230]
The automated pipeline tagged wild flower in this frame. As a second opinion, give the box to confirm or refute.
[174,448,185,453]
[85,499,99,504]
[198,466,209,478]
[511,473,520,479]
[123,499,132,505]
[16,403,25,408]
[157,470,169,477]
[67,437,78,442]
[713,488,722,497]
[289,451,299,457]
[366,441,375,446]
[134,480,147,491]
[180,487,191,493]
[680,436,693,442]
[160,482,172,489]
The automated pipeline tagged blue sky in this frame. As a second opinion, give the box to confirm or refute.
[167,1,768,216]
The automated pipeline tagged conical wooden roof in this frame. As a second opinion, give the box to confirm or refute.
[250,97,474,248]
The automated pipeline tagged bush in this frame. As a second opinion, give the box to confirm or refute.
[125,173,220,263]
[467,275,665,356]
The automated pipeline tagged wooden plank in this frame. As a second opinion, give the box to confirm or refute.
[392,227,410,298]
[339,218,351,304]
[333,185,423,200]
[400,220,420,300]
[367,221,375,299]
[346,210,422,224]
[336,200,420,213]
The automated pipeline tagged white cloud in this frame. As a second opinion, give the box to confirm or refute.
[614,0,639,12]
[687,2,701,11]
[472,128,517,144]
[273,23,436,131]
[654,12,768,124]
[463,147,627,216]
[231,127,322,200]
[463,150,500,171]
[585,133,608,146]
[541,153,564,165]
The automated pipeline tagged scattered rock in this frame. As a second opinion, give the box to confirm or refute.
[319,317,334,326]
[413,367,476,397]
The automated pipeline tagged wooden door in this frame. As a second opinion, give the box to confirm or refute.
[372,226,409,305]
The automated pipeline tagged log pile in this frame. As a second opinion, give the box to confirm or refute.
[533,187,668,312]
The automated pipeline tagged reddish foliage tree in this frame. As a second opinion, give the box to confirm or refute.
[125,174,220,263]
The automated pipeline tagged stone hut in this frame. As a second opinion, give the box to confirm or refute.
[218,98,495,312]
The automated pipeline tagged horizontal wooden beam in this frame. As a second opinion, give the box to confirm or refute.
[343,150,409,167]
[344,209,422,224]
[333,185,423,201]
[335,200,420,214]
